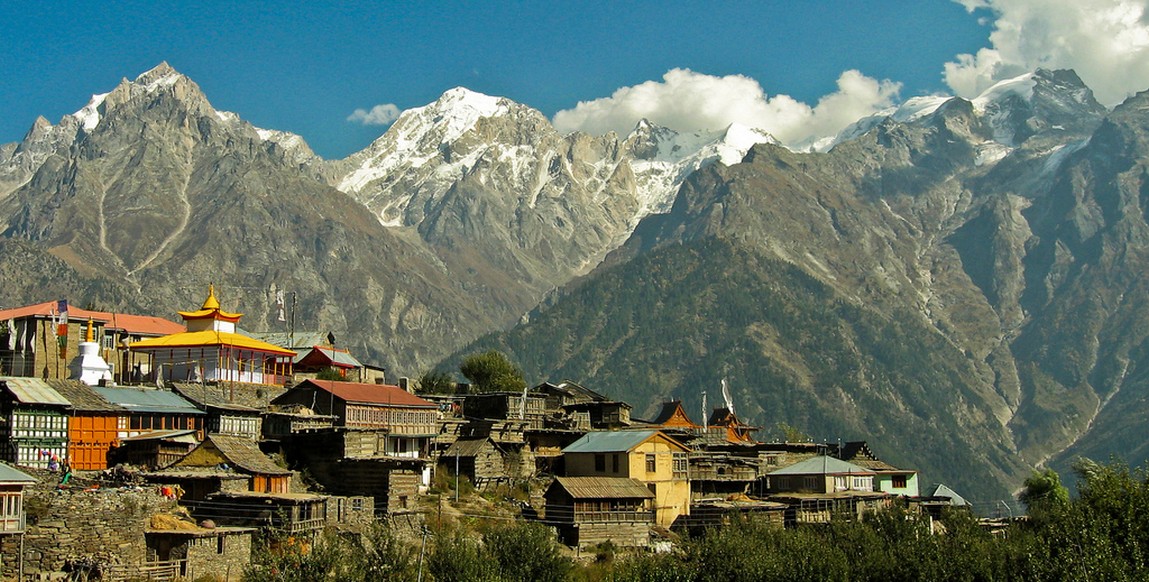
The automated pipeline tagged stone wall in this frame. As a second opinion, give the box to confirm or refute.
[0,484,176,580]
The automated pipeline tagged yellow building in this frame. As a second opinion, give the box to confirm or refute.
[562,429,691,527]
[130,286,295,385]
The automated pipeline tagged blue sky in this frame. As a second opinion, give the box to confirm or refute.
[4,1,1149,159]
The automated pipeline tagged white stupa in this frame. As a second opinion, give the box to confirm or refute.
[70,318,113,386]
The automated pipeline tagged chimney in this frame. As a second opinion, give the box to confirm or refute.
[398,377,411,393]
[375,377,386,385]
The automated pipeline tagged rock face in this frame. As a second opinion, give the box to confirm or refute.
[450,68,1149,498]
[0,63,768,372]
[5,62,1149,498]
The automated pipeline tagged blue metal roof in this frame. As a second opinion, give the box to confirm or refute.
[93,386,204,415]
[562,430,661,454]
[768,456,873,476]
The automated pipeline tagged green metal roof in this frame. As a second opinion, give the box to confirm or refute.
[93,386,204,415]
[562,430,662,454]
[0,462,36,483]
[767,456,874,476]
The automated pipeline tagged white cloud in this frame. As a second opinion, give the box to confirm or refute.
[552,68,900,149]
[945,0,1149,106]
[347,103,401,126]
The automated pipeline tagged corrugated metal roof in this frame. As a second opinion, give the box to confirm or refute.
[445,437,501,458]
[0,302,185,336]
[0,462,36,483]
[1,377,71,406]
[767,456,874,476]
[93,386,204,415]
[284,379,436,408]
[563,430,670,454]
[553,476,655,499]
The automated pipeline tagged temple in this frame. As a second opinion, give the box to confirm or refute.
[130,286,295,385]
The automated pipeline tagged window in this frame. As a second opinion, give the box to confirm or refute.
[612,454,620,474]
[892,475,908,489]
[765,455,778,466]
[672,453,688,478]
[645,454,656,473]
[803,476,819,491]
[594,454,605,472]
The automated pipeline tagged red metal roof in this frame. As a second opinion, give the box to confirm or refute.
[300,379,436,408]
[0,301,185,336]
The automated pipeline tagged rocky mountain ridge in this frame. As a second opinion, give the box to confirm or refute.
[0,63,771,371]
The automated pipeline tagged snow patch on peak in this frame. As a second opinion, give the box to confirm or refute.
[717,123,775,165]
[73,92,110,131]
[891,95,951,123]
[972,73,1037,114]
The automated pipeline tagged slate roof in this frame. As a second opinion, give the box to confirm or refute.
[171,382,284,412]
[444,437,502,458]
[562,429,688,454]
[93,386,204,415]
[838,441,899,471]
[47,380,122,412]
[768,456,874,476]
[171,434,290,476]
[552,476,655,499]
[534,380,608,403]
[245,331,330,352]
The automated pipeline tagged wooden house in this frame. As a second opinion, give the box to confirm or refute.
[292,346,362,379]
[562,430,692,527]
[440,437,520,487]
[0,462,35,533]
[112,429,199,469]
[0,377,70,468]
[50,379,125,470]
[463,392,547,428]
[705,407,759,444]
[93,385,204,440]
[534,381,632,429]
[170,381,281,440]
[276,429,427,515]
[765,455,876,495]
[271,379,438,458]
[0,301,184,383]
[543,476,654,549]
[164,433,293,494]
[198,490,328,534]
[837,441,920,497]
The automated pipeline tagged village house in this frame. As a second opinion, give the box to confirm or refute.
[0,300,185,383]
[561,429,692,527]
[150,433,294,497]
[534,380,633,429]
[94,384,205,440]
[543,476,655,549]
[0,462,34,534]
[837,441,920,497]
[764,455,891,525]
[49,379,126,470]
[440,437,521,488]
[170,381,281,440]
[271,379,438,459]
[0,377,72,469]
[130,286,296,386]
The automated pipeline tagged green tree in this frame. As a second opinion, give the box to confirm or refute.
[417,368,456,394]
[460,350,527,393]
[314,367,345,381]
[1019,467,1069,516]
[483,521,572,582]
